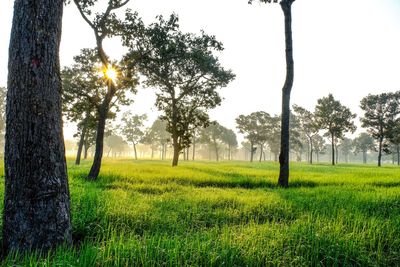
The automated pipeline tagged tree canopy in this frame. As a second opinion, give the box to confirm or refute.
[315,94,356,165]
[122,14,235,166]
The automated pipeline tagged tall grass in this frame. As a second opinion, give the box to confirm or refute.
[0,160,399,266]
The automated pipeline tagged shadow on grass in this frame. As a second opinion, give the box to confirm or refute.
[370,181,400,188]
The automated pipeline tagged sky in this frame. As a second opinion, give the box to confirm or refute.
[1,0,400,141]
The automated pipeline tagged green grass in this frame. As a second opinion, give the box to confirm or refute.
[1,159,400,266]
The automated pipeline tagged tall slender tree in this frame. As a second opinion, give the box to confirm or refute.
[3,0,71,253]
[292,105,319,164]
[249,0,295,187]
[73,0,137,179]
[360,92,400,167]
[315,94,356,165]
[120,112,147,160]
[353,133,375,164]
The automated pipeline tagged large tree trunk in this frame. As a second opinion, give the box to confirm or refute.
[3,0,71,253]
[88,104,109,180]
[172,136,180,166]
[278,0,294,188]
[363,150,367,164]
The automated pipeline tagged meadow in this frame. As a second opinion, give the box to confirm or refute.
[0,159,399,266]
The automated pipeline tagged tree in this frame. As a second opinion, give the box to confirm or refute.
[106,134,129,157]
[388,121,400,165]
[123,14,235,166]
[62,49,134,166]
[292,105,319,164]
[222,129,238,161]
[313,134,326,163]
[3,0,71,253]
[249,0,295,187]
[199,121,229,162]
[73,0,137,180]
[236,112,271,162]
[142,119,171,160]
[266,115,282,162]
[353,132,376,164]
[339,138,353,163]
[360,92,400,167]
[315,94,356,166]
[120,112,147,160]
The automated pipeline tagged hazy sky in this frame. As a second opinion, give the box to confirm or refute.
[1,0,400,140]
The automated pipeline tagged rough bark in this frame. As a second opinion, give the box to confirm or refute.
[397,145,400,166]
[3,0,71,253]
[172,135,180,166]
[278,0,294,188]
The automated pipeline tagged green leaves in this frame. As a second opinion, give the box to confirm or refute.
[315,94,357,140]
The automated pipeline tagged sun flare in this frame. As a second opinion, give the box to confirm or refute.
[104,65,117,82]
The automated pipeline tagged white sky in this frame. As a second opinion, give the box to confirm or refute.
[1,0,400,140]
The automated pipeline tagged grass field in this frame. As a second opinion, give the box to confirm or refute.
[0,159,399,266]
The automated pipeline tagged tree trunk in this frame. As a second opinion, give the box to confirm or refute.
[133,143,138,160]
[75,128,86,165]
[278,0,294,188]
[75,116,88,165]
[84,142,89,159]
[87,105,109,180]
[335,144,339,164]
[316,151,319,163]
[228,145,231,161]
[3,0,71,253]
[378,137,383,167]
[259,144,264,162]
[397,145,400,166]
[172,135,180,166]
[363,150,367,164]
[331,133,335,166]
